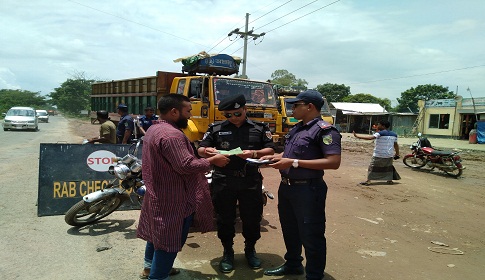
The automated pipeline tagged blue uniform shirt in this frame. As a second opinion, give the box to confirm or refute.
[138,115,158,132]
[281,117,341,179]
[117,114,135,143]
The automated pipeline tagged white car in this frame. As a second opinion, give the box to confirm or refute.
[2,107,38,131]
[36,110,49,123]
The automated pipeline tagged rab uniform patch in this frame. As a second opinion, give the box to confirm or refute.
[322,134,333,145]
[266,131,273,140]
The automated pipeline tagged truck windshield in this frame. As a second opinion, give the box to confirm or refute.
[213,78,276,107]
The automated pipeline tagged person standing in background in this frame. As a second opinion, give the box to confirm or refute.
[137,106,158,138]
[354,120,401,186]
[86,110,116,144]
[116,103,134,144]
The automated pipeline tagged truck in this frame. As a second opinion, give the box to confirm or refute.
[90,54,279,143]
[274,87,334,146]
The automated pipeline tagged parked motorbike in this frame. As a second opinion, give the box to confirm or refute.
[65,138,145,227]
[402,134,465,178]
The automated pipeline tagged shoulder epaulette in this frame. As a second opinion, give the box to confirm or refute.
[208,121,224,128]
[317,120,334,130]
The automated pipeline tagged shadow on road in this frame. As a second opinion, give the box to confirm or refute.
[66,219,137,239]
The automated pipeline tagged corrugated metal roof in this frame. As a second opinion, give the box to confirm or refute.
[330,102,387,114]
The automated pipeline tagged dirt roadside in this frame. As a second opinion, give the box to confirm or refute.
[64,118,485,280]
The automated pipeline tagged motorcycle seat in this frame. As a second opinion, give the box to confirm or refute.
[430,150,454,156]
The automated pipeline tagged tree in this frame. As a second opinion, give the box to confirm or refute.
[395,84,455,113]
[0,89,47,114]
[343,93,392,112]
[315,83,351,102]
[270,69,308,90]
[49,72,97,115]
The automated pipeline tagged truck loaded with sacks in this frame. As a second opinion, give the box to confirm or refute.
[90,53,279,144]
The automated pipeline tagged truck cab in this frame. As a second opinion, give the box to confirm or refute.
[171,75,278,143]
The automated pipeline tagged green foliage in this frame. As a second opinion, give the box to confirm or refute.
[0,89,48,115]
[49,72,97,115]
[395,84,455,112]
[315,83,351,102]
[343,93,392,112]
[270,69,308,90]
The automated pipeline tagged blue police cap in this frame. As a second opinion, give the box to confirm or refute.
[285,90,324,108]
[117,103,128,109]
[218,94,246,111]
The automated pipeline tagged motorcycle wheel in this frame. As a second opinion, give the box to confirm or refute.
[64,194,129,227]
[442,158,463,178]
[403,155,426,168]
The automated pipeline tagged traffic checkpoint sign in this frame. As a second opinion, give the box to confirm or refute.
[37,143,143,217]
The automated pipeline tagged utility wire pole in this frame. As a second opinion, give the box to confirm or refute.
[228,13,265,78]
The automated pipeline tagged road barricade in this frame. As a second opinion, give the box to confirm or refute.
[37,143,142,216]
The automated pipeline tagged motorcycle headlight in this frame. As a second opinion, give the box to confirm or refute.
[108,164,131,180]
[121,154,137,165]
[130,160,142,173]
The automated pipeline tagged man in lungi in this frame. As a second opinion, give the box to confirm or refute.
[353,120,401,185]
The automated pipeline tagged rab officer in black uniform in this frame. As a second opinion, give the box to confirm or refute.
[261,90,342,280]
[197,94,275,273]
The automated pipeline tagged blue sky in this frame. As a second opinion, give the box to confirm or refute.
[1,0,484,105]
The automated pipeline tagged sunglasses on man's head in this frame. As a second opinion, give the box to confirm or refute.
[224,112,243,118]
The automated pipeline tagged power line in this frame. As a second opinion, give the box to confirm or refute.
[255,0,320,31]
[349,64,485,85]
[249,0,294,25]
[264,0,341,34]
[67,0,208,48]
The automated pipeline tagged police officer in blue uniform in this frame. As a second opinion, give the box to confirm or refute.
[136,106,158,138]
[262,90,342,280]
[197,94,275,273]
[116,104,135,144]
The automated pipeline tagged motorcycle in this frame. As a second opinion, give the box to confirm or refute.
[65,138,145,227]
[402,133,465,178]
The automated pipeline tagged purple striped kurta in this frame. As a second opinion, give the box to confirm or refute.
[137,120,213,252]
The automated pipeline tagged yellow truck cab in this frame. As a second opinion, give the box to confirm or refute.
[172,54,279,143]
[275,88,333,146]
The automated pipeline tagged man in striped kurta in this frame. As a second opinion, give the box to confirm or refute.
[353,120,401,186]
[137,94,229,280]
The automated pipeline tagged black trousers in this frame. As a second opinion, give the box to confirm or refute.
[211,172,263,247]
[278,180,328,280]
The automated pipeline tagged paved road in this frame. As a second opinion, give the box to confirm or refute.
[0,116,146,279]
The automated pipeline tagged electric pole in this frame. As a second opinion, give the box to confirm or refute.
[228,13,265,78]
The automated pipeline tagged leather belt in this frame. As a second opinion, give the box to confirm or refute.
[281,177,323,186]
[214,169,258,178]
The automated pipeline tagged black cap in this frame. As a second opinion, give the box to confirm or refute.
[218,94,246,111]
[96,110,109,119]
[285,90,324,108]
[117,103,128,109]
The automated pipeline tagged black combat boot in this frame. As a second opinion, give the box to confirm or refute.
[219,244,234,273]
[244,244,261,269]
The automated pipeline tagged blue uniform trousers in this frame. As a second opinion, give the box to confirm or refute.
[278,180,328,280]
